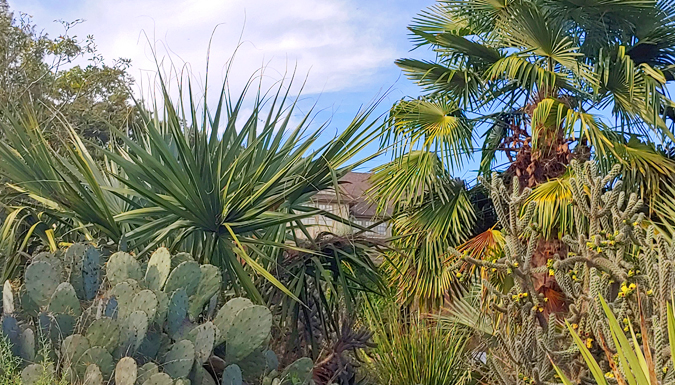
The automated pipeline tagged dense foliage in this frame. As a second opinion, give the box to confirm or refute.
[373,0,675,307]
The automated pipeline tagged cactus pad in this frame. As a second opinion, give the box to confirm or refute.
[191,365,216,385]
[221,364,243,385]
[111,281,138,319]
[115,356,138,385]
[121,310,149,352]
[137,362,159,385]
[106,252,142,286]
[25,261,60,307]
[132,290,158,322]
[154,289,169,326]
[145,247,171,291]
[164,261,201,296]
[142,372,172,385]
[79,347,114,377]
[86,318,120,353]
[18,328,35,362]
[280,357,313,385]
[167,289,189,339]
[82,247,101,300]
[213,297,254,344]
[1,315,20,354]
[62,334,91,366]
[187,322,216,364]
[224,305,273,362]
[3,280,14,314]
[171,252,193,269]
[83,364,103,385]
[48,282,82,316]
[162,339,195,378]
[21,363,54,385]
[188,264,221,319]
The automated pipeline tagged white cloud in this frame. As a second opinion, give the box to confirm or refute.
[13,0,407,97]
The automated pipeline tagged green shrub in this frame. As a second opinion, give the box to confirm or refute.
[363,297,473,385]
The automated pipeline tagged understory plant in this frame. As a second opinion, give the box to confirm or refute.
[451,160,675,385]
[0,244,313,385]
[363,295,473,385]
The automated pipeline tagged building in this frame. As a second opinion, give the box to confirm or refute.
[299,172,389,238]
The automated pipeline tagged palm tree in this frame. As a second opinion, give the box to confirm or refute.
[375,0,675,307]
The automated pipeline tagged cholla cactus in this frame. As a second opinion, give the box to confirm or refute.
[0,245,313,385]
[455,160,675,385]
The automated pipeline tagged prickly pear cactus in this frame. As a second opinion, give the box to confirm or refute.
[453,161,675,385]
[0,245,314,385]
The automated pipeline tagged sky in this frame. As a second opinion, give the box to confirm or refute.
[10,0,440,173]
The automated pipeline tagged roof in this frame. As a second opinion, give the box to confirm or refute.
[313,172,386,219]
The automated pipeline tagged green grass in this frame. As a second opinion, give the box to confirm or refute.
[363,296,474,385]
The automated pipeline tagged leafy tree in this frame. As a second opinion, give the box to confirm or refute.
[375,0,675,307]
[0,0,136,143]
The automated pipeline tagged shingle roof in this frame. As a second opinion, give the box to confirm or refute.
[313,172,387,219]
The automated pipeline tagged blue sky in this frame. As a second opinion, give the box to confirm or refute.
[11,0,442,174]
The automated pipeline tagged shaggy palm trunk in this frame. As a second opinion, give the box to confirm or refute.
[504,113,582,316]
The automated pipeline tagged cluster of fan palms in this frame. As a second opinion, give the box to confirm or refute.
[372,0,675,308]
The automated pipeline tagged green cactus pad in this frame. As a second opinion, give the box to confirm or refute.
[83,364,104,385]
[162,339,195,378]
[154,289,169,326]
[137,362,159,385]
[33,252,64,279]
[79,347,114,377]
[174,378,191,385]
[21,363,54,385]
[18,328,35,362]
[221,364,243,385]
[115,356,138,385]
[145,247,171,291]
[111,281,139,319]
[190,365,216,385]
[186,322,216,364]
[48,282,82,316]
[107,252,143,286]
[142,373,172,385]
[188,265,221,319]
[237,349,273,380]
[86,318,120,353]
[167,289,189,339]
[171,252,193,269]
[164,261,201,296]
[3,280,14,314]
[132,290,158,322]
[62,334,90,366]
[224,305,273,362]
[213,297,254,344]
[1,315,19,355]
[121,310,149,352]
[82,247,101,300]
[265,350,279,372]
[280,357,313,385]
[136,330,162,359]
[25,261,60,307]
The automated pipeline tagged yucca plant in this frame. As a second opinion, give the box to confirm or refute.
[0,65,382,301]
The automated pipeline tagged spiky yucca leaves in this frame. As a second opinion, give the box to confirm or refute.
[0,68,381,301]
[269,232,382,364]
[446,160,675,385]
